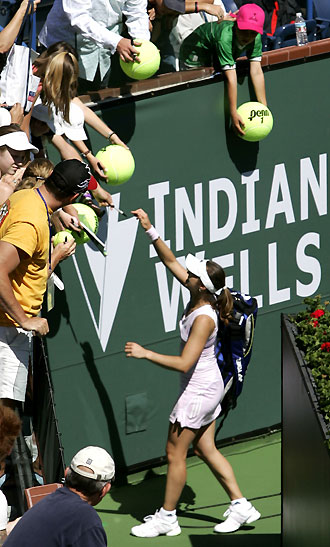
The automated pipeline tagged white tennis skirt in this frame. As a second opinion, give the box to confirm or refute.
[169,368,224,429]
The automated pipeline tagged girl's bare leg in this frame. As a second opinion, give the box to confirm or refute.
[163,421,197,510]
[193,420,243,500]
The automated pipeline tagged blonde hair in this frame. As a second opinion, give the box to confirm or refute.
[41,52,79,123]
[15,158,54,191]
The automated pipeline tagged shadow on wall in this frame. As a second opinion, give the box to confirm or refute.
[101,100,137,145]
[45,267,76,341]
[80,341,128,485]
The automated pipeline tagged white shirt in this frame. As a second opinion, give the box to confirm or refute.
[39,0,150,81]
[0,490,8,531]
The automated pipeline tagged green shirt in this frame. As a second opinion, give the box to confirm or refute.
[179,21,262,69]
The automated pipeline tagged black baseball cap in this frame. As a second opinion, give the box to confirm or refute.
[47,159,97,195]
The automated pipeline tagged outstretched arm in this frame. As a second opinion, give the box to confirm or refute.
[132,208,187,285]
[0,0,40,53]
[249,61,267,105]
[224,68,245,136]
[125,315,214,373]
[62,0,124,53]
[185,2,225,21]
[72,98,128,148]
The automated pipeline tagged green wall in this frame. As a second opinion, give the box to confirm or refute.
[46,56,330,469]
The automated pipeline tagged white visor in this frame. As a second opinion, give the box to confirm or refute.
[185,253,218,294]
[0,131,39,153]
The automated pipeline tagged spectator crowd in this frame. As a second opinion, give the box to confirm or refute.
[0,0,313,544]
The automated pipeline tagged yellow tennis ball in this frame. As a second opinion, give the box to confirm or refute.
[120,39,160,80]
[70,203,99,245]
[53,231,74,246]
[237,102,273,142]
[96,144,135,186]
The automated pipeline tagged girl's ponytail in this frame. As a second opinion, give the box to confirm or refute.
[206,260,233,325]
[212,287,233,326]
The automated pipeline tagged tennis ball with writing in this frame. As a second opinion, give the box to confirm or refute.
[53,231,74,246]
[120,39,160,80]
[237,102,273,142]
[69,203,99,245]
[96,144,135,186]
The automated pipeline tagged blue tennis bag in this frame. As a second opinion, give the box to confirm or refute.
[216,291,258,419]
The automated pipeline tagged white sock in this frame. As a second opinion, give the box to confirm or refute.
[231,497,248,506]
[159,507,176,520]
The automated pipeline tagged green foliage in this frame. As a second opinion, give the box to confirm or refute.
[290,295,330,448]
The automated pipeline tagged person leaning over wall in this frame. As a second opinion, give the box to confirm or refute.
[39,0,150,89]
[179,3,267,136]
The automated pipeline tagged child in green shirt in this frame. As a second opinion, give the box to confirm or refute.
[180,3,267,136]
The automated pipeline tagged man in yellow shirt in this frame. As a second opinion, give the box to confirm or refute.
[0,158,95,408]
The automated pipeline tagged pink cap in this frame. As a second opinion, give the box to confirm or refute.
[236,3,265,35]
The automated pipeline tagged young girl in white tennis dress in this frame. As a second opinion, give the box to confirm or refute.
[125,208,260,538]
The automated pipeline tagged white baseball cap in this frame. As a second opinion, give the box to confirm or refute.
[186,253,218,294]
[70,446,115,481]
[0,131,39,154]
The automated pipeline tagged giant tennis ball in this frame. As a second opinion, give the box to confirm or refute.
[69,203,99,245]
[96,145,135,186]
[237,102,273,142]
[120,39,160,80]
[53,231,74,246]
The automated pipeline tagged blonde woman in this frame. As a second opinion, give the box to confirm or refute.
[14,158,54,191]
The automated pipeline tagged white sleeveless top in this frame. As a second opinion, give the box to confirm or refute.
[179,304,219,388]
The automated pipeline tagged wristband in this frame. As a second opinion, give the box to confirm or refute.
[146,225,160,242]
[81,149,91,159]
[195,2,199,13]
[108,131,116,140]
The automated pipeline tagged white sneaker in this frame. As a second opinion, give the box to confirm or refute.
[131,510,182,538]
[214,501,261,533]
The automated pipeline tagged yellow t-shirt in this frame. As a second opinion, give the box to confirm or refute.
[0,189,52,326]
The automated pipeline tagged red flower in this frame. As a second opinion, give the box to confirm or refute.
[321,342,330,352]
[310,309,325,319]
[313,320,319,327]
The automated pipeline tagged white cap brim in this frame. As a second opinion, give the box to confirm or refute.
[0,131,39,154]
[186,253,203,277]
[185,253,217,293]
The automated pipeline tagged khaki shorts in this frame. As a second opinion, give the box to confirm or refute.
[0,326,33,402]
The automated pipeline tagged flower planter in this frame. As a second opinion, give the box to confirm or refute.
[282,314,330,547]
